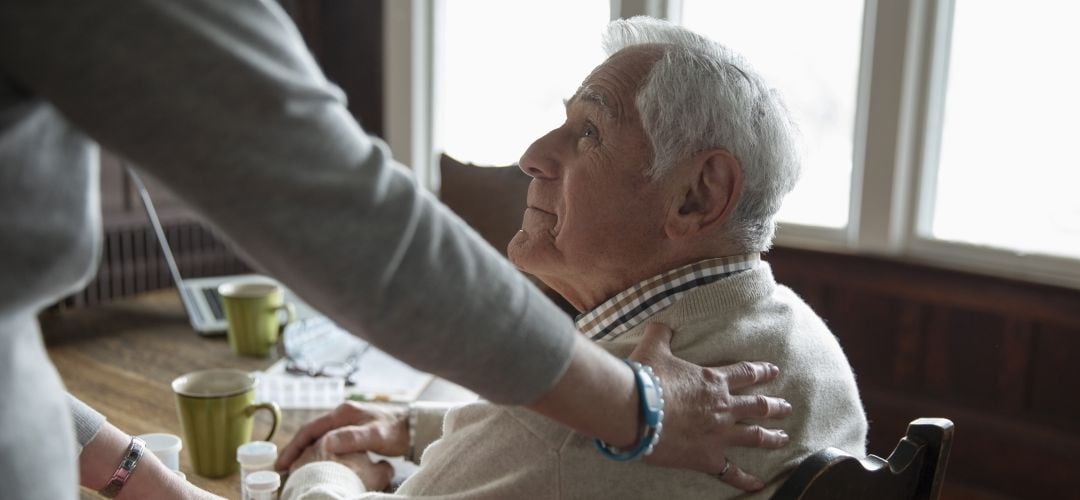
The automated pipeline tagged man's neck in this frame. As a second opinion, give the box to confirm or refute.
[572,253,762,342]
[549,247,749,313]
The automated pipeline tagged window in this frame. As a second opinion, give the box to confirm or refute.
[923,0,1080,260]
[387,0,1080,289]
[439,0,610,166]
[681,0,866,229]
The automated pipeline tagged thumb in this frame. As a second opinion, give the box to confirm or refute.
[629,322,674,363]
[374,459,394,484]
[357,459,396,492]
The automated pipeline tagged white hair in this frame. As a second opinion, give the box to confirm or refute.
[602,16,802,252]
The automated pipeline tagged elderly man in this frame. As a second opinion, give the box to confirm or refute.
[277,17,867,499]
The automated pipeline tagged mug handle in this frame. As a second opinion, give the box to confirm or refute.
[245,401,282,442]
[274,303,296,330]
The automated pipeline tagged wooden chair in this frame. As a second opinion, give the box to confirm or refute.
[772,418,955,500]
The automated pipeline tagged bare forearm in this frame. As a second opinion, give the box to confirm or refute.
[526,336,639,448]
[79,423,221,500]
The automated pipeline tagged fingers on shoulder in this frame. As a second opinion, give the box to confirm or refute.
[714,361,779,390]
[727,423,789,449]
[732,394,792,420]
[718,461,765,492]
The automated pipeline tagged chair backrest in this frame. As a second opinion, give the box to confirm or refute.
[438,154,530,256]
[772,418,954,500]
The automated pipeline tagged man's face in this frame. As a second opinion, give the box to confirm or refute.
[508,47,673,310]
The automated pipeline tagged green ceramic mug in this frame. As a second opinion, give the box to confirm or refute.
[172,369,281,478]
[218,282,295,357]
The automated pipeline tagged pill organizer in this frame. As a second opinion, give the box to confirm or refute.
[253,373,345,410]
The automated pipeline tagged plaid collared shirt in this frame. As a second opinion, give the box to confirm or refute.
[575,254,761,341]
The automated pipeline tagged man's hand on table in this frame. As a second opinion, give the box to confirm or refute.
[289,440,394,493]
[631,323,793,491]
[276,401,409,470]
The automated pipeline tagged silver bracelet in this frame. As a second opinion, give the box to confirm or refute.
[99,436,146,498]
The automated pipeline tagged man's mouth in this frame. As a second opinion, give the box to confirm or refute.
[523,206,559,237]
[527,205,556,216]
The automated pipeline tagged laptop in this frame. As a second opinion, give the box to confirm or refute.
[130,169,320,335]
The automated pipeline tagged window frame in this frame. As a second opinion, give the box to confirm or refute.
[902,0,1080,289]
[384,0,1080,290]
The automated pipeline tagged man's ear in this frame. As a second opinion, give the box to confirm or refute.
[665,149,742,240]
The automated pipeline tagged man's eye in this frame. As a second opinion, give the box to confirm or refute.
[581,123,600,141]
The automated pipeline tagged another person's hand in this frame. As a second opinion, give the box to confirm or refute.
[276,402,408,472]
[630,323,793,491]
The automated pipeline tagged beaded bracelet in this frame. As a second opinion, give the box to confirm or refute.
[594,359,665,461]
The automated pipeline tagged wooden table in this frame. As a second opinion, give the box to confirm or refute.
[42,290,473,499]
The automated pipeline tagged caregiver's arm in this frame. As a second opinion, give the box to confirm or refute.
[0,0,788,480]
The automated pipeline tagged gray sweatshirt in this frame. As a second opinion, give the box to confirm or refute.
[0,1,574,498]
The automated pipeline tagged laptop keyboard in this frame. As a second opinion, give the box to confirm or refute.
[202,287,226,320]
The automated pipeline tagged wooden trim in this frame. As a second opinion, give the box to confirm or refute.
[769,246,1080,329]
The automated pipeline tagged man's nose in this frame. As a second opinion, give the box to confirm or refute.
[518,128,561,180]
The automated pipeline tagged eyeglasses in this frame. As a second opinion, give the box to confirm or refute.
[284,347,367,386]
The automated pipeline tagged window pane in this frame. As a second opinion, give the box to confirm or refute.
[681,0,865,228]
[439,0,610,166]
[929,1,1080,259]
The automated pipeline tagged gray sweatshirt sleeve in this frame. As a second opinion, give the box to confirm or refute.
[0,0,575,404]
[66,393,106,454]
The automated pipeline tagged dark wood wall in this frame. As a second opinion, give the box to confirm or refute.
[769,248,1080,500]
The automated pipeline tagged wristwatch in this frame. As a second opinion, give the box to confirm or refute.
[99,436,146,498]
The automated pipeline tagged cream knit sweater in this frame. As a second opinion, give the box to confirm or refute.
[284,263,868,499]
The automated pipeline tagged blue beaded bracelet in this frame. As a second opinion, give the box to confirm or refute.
[594,359,665,461]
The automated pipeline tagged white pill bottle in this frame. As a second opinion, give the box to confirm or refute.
[237,441,278,500]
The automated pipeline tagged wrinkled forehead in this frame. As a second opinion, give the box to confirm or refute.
[568,45,665,123]
[567,84,615,120]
